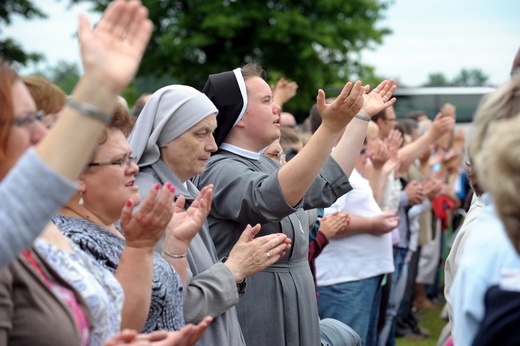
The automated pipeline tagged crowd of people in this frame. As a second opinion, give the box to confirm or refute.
[1,0,520,345]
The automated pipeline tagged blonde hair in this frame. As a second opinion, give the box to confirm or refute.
[475,117,520,252]
[22,75,66,114]
[366,121,379,139]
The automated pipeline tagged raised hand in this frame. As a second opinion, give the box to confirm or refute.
[224,225,292,282]
[119,183,175,249]
[272,77,298,107]
[359,79,397,118]
[429,113,455,140]
[385,129,403,151]
[405,180,425,206]
[316,81,364,131]
[370,140,390,170]
[78,0,153,94]
[163,185,214,252]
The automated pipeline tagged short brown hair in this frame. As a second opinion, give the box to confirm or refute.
[22,76,66,115]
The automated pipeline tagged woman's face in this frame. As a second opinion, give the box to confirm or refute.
[240,77,282,150]
[161,114,218,182]
[80,128,139,223]
[1,80,47,178]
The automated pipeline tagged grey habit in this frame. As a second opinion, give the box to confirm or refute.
[128,85,246,346]
[194,150,352,346]
[197,67,353,345]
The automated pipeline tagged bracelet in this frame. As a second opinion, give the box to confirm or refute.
[66,97,112,124]
[162,248,188,259]
[354,113,371,122]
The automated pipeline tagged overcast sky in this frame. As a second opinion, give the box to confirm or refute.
[3,0,519,87]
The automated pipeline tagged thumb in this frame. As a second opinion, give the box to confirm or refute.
[433,112,443,122]
[381,210,397,218]
[239,224,261,243]
[174,195,186,212]
[316,89,326,116]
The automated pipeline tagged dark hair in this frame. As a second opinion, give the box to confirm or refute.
[309,104,321,134]
[397,118,418,136]
[0,59,20,161]
[405,110,427,121]
[132,93,152,118]
[371,108,386,123]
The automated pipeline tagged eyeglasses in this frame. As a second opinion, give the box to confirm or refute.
[383,117,398,123]
[88,155,137,168]
[3,110,46,128]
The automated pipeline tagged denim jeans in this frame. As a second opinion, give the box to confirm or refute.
[318,275,384,346]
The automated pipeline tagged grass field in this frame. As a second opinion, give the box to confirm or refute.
[395,303,448,346]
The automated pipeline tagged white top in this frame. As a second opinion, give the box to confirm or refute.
[316,169,395,286]
[450,195,520,346]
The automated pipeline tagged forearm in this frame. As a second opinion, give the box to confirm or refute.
[161,242,189,288]
[367,166,389,205]
[116,246,154,331]
[278,125,339,206]
[35,75,119,180]
[341,214,373,236]
[0,150,76,268]
[398,132,436,169]
[183,263,239,323]
[331,118,368,177]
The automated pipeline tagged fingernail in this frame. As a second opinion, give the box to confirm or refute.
[126,199,132,207]
[154,183,160,190]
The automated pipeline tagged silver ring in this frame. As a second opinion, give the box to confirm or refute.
[266,252,271,258]
[382,96,387,103]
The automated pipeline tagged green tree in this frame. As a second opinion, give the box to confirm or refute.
[70,0,391,113]
[423,72,450,87]
[422,69,489,87]
[451,68,489,87]
[0,0,46,65]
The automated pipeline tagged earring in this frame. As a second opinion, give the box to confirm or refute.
[78,192,84,206]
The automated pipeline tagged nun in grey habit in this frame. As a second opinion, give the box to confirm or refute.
[127,85,246,346]
[194,65,355,346]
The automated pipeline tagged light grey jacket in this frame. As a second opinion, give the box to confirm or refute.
[0,149,76,268]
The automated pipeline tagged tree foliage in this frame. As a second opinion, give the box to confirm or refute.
[70,0,392,114]
[423,68,490,87]
[0,0,46,65]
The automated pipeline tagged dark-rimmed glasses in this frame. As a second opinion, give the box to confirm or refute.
[88,155,137,168]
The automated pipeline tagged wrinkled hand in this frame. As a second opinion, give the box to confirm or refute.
[120,183,175,249]
[405,180,425,206]
[319,212,350,239]
[272,77,298,106]
[79,0,153,94]
[429,113,455,140]
[164,185,213,252]
[370,210,399,236]
[359,79,397,118]
[104,316,213,346]
[225,224,292,282]
[316,81,364,132]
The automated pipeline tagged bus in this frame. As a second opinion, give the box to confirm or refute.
[392,86,496,123]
